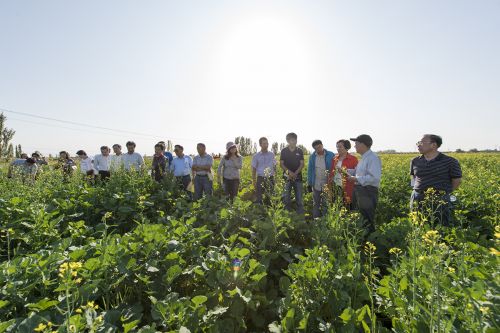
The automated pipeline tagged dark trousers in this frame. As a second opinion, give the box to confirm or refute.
[312,188,328,218]
[223,178,240,202]
[283,179,304,214]
[98,170,111,181]
[410,190,452,226]
[353,185,379,233]
[176,175,192,200]
[194,175,213,200]
[255,176,275,204]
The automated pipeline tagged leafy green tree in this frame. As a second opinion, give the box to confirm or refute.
[0,113,16,158]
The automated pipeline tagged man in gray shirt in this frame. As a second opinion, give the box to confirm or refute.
[192,143,214,200]
[348,134,382,234]
[122,141,145,171]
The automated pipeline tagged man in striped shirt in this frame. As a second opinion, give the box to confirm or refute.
[410,134,462,226]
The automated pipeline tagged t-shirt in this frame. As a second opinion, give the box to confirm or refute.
[122,152,144,171]
[314,154,327,191]
[280,147,304,180]
[410,153,462,193]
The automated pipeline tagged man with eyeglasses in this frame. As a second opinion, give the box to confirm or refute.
[410,134,462,226]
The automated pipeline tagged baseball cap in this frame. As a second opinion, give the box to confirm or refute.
[350,134,373,147]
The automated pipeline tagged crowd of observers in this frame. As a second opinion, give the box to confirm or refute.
[6,133,462,229]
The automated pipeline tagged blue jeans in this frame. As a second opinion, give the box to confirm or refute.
[194,175,213,200]
[283,179,304,214]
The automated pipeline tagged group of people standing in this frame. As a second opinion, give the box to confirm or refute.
[7,132,462,229]
[252,133,382,232]
[250,132,462,230]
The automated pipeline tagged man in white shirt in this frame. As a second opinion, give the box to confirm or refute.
[122,141,145,171]
[347,134,382,234]
[93,146,112,180]
[110,144,124,171]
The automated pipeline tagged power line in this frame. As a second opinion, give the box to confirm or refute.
[6,116,146,138]
[0,106,164,138]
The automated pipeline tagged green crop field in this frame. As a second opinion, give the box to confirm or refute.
[0,153,498,332]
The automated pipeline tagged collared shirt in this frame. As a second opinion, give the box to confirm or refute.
[11,159,26,167]
[314,154,328,191]
[79,157,95,174]
[93,154,111,172]
[110,154,123,170]
[251,151,276,177]
[193,154,214,176]
[218,155,243,180]
[170,154,193,177]
[122,152,144,171]
[410,152,462,193]
[354,149,382,188]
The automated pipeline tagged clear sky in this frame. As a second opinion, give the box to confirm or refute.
[1,0,499,156]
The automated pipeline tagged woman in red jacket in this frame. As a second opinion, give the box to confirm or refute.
[328,139,358,209]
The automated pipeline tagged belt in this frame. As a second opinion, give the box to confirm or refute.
[196,174,208,177]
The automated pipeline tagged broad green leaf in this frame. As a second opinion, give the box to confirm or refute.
[237,248,250,258]
[339,307,353,323]
[123,319,140,333]
[191,295,208,307]
[26,298,59,311]
[399,276,408,291]
[164,265,182,284]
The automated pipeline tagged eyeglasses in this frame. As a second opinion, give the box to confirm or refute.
[416,141,433,146]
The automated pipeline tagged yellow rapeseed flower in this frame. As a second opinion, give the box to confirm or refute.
[489,247,500,256]
[364,242,377,255]
[75,308,82,314]
[447,267,455,273]
[422,230,440,245]
[34,323,47,332]
[389,247,402,255]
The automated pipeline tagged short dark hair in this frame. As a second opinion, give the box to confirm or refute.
[336,139,351,150]
[126,141,136,147]
[31,152,40,158]
[259,137,268,144]
[197,143,206,148]
[424,134,442,148]
[286,132,297,140]
[59,151,69,159]
[312,139,323,148]
[174,144,184,151]
[112,144,121,149]
[154,143,164,150]
[76,150,87,156]
[100,146,109,150]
